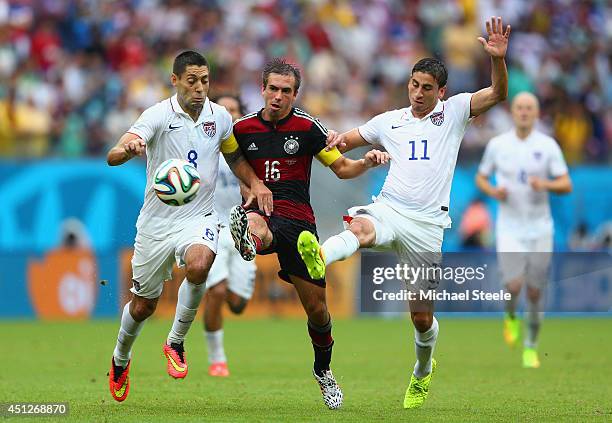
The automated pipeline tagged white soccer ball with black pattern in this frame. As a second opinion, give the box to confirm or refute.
[153,159,200,206]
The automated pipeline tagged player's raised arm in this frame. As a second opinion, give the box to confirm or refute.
[470,16,511,117]
[107,132,146,166]
[221,134,273,216]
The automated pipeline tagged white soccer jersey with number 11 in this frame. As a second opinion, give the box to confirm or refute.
[358,93,473,228]
[128,94,234,239]
[478,129,568,238]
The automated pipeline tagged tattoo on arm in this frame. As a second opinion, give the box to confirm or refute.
[223,149,245,169]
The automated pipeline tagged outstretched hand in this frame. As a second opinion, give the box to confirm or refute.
[477,16,511,58]
[363,150,390,168]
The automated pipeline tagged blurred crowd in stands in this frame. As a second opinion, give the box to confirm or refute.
[0,0,610,163]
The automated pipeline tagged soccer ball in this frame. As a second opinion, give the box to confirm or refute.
[153,159,201,206]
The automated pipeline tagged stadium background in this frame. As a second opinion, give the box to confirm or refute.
[0,1,610,421]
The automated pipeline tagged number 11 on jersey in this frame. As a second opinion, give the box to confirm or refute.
[408,140,430,160]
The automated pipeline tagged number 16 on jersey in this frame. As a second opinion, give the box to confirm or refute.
[264,160,280,181]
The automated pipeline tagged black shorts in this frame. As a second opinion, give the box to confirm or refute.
[247,211,325,287]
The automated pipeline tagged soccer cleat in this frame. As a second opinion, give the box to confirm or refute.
[297,231,325,280]
[109,357,131,402]
[403,358,436,409]
[208,362,230,377]
[163,342,188,379]
[230,205,256,261]
[313,369,343,410]
[522,347,541,368]
[503,314,521,348]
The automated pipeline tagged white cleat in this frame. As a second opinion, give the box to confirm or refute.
[229,205,256,261]
[313,369,343,410]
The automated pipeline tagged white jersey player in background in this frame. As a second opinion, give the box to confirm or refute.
[201,94,256,377]
[298,17,512,409]
[476,92,572,368]
[105,51,272,402]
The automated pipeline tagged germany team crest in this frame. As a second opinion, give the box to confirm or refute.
[430,110,444,126]
[284,136,300,154]
[203,121,216,137]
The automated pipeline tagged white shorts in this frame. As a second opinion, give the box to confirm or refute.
[496,232,552,288]
[131,213,220,299]
[206,226,256,300]
[348,201,443,290]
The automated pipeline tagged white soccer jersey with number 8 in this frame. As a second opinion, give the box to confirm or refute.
[128,94,233,238]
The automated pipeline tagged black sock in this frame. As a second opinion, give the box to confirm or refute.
[313,341,334,376]
[308,318,334,376]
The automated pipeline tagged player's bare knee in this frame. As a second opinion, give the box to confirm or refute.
[185,260,210,284]
[526,286,540,303]
[130,296,157,321]
[303,300,328,323]
[247,213,272,246]
[412,312,433,332]
[505,278,523,295]
[228,297,248,314]
[349,219,376,247]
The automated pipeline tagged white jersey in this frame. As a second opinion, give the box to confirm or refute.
[478,129,568,238]
[128,94,234,238]
[359,93,472,228]
[214,156,241,226]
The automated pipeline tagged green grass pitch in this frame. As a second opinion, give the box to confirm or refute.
[2,318,611,422]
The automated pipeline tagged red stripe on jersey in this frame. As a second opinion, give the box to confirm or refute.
[248,156,311,182]
[234,117,269,134]
[274,200,315,224]
[275,114,315,132]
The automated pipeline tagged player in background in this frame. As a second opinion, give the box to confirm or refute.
[229,58,389,409]
[300,17,511,409]
[476,92,572,368]
[201,94,255,377]
[105,51,272,402]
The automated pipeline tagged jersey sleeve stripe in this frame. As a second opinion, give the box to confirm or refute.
[233,112,258,125]
[294,108,328,136]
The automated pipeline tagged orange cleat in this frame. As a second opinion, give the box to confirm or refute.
[208,362,230,377]
[163,342,188,379]
[109,358,131,402]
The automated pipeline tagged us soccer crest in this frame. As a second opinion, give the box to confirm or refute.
[284,136,299,154]
[203,121,216,137]
[430,110,444,126]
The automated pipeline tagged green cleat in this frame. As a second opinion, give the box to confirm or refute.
[503,314,520,348]
[522,347,540,368]
[297,231,326,280]
[403,359,436,409]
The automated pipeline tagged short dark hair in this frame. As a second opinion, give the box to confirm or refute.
[212,93,246,115]
[411,58,448,88]
[262,58,301,91]
[173,51,208,77]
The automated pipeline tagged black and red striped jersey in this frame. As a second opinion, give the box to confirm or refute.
[233,107,340,224]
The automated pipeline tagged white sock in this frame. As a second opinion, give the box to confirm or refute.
[413,317,439,378]
[113,302,144,367]
[205,329,227,364]
[168,279,206,344]
[524,302,543,349]
[321,230,360,265]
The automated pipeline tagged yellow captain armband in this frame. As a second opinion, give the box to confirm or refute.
[315,146,342,166]
[221,133,239,154]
